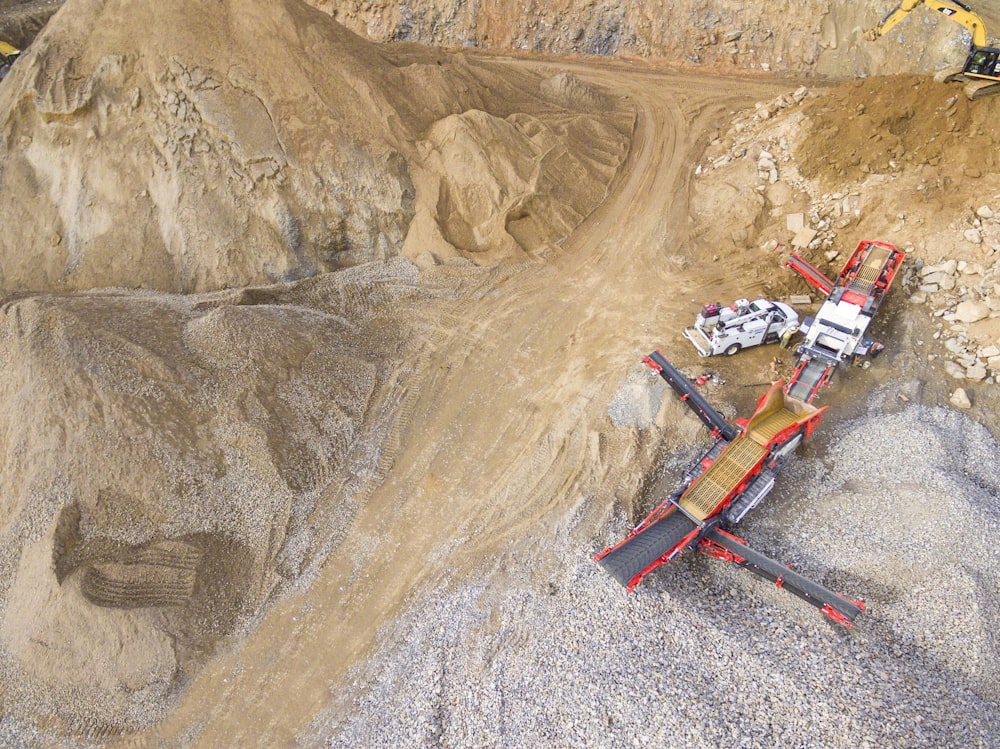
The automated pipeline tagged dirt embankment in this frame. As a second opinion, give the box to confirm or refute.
[0,0,634,736]
[0,0,631,293]
[796,74,1000,184]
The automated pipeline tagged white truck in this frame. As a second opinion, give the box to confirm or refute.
[683,298,799,357]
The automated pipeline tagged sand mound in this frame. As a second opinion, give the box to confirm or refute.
[0,259,441,731]
[409,105,628,262]
[0,0,630,293]
[796,74,1000,186]
[0,0,633,734]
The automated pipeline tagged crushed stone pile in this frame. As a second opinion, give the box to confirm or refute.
[306,394,1000,749]
[0,260,442,732]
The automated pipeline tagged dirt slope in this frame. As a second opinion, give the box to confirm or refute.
[0,0,629,292]
[0,0,631,735]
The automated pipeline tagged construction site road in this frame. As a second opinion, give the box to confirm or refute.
[120,61,796,747]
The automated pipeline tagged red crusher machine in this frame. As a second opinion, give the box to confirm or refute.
[594,240,906,628]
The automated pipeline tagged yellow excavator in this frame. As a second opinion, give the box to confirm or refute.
[866,0,1000,99]
[0,41,19,81]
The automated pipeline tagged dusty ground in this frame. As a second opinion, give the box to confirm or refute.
[0,0,998,746]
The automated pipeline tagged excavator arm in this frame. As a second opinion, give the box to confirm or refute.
[866,0,988,48]
[0,41,18,81]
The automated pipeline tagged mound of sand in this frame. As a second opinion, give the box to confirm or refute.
[0,0,629,293]
[407,105,628,263]
[0,0,633,734]
[796,74,1000,186]
[0,261,440,731]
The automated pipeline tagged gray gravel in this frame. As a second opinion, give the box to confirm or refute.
[302,391,1000,749]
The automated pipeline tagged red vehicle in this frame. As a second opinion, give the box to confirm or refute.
[594,241,905,628]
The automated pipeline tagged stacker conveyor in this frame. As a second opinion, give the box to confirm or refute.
[595,240,906,627]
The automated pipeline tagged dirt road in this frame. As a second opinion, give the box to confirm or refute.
[119,62,793,746]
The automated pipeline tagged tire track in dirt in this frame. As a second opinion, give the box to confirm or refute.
[118,64,794,747]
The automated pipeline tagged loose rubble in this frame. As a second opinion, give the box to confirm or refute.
[697,83,1000,394]
[307,400,1000,749]
[909,213,1000,385]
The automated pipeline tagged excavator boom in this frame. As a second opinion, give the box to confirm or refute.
[867,0,988,48]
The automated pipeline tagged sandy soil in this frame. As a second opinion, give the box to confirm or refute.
[0,0,998,746]
[108,63,1000,745]
[91,60,793,746]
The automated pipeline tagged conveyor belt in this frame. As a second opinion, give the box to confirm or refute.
[678,437,766,520]
[704,529,865,624]
[596,510,698,588]
[748,407,800,444]
[848,244,891,294]
[785,358,832,403]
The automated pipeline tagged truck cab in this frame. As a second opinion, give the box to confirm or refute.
[683,298,799,357]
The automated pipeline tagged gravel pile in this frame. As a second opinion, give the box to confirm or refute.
[303,388,1000,749]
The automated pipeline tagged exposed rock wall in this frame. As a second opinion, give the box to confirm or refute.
[308,0,1000,78]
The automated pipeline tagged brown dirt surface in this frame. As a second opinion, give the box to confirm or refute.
[0,0,630,293]
[796,74,1000,186]
[0,0,999,746]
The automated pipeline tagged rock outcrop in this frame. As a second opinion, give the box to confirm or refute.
[308,0,1000,78]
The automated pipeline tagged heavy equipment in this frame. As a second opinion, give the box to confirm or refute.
[682,298,799,357]
[594,240,905,628]
[866,0,1000,99]
[0,41,19,81]
[784,240,905,402]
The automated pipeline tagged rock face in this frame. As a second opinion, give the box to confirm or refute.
[0,0,630,293]
[308,0,1000,77]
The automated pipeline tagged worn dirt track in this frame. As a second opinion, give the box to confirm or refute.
[116,61,793,746]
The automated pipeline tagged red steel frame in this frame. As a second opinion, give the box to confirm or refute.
[787,239,906,307]
[596,240,905,627]
[596,380,826,592]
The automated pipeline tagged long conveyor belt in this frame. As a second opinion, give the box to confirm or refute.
[596,509,698,588]
[785,358,833,403]
[704,528,865,624]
